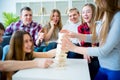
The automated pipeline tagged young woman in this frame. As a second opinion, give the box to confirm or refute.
[61,0,120,80]
[35,9,62,52]
[78,3,99,80]
[2,30,55,80]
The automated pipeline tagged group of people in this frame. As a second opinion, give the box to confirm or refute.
[0,0,120,80]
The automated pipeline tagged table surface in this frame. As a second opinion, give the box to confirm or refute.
[12,59,90,80]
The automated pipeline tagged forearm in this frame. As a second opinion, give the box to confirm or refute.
[33,50,55,58]
[71,46,88,55]
[76,33,92,43]
[44,27,54,41]
[0,60,37,71]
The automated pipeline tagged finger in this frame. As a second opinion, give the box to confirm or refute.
[38,29,43,33]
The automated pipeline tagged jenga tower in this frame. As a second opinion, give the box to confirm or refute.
[55,33,67,67]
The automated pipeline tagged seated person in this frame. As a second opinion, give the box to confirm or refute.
[2,6,44,59]
[1,30,55,80]
[62,8,81,58]
[0,22,5,79]
[35,9,62,52]
[0,23,5,60]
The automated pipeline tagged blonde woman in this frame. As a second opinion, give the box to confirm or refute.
[35,9,62,52]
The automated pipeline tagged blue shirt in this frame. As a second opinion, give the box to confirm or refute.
[87,11,120,70]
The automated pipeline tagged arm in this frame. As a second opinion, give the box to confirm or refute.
[36,29,44,46]
[60,29,92,42]
[0,60,39,71]
[4,22,14,35]
[0,59,54,71]
[61,12,120,57]
[33,49,56,58]
[44,21,55,41]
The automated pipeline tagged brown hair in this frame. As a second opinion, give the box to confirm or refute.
[92,0,120,45]
[20,6,32,15]
[3,30,34,80]
[0,22,5,31]
[6,30,34,60]
[49,9,62,30]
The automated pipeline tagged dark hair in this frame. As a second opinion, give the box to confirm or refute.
[20,6,32,14]
[0,22,5,31]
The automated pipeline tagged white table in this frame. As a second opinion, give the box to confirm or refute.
[12,59,90,80]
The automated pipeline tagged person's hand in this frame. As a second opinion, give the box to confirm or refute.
[60,29,77,38]
[35,59,54,68]
[50,21,55,28]
[83,54,91,63]
[60,29,70,33]
[60,35,76,52]
[36,29,44,45]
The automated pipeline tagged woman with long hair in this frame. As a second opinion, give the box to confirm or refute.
[61,0,120,80]
[2,30,55,80]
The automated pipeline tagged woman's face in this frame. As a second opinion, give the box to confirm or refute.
[82,5,92,23]
[52,12,60,25]
[23,34,33,53]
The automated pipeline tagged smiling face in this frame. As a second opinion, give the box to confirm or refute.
[23,34,33,53]
[82,5,93,23]
[20,10,33,26]
[68,9,80,24]
[51,12,60,25]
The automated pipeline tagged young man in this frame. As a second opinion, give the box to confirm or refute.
[62,8,82,58]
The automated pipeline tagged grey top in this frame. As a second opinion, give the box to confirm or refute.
[87,11,120,70]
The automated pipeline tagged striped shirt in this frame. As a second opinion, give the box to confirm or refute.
[5,20,42,46]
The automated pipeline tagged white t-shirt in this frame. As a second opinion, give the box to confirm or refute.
[62,21,81,44]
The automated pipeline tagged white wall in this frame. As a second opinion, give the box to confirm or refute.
[0,0,17,23]
[0,0,58,23]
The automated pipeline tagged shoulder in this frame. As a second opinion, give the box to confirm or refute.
[7,20,21,28]
[110,11,120,25]
[113,11,120,20]
[32,21,42,28]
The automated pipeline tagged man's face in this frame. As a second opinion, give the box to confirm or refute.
[20,10,33,26]
[68,10,80,24]
[0,29,4,43]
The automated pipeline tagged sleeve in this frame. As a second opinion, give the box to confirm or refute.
[87,12,120,57]
[34,24,43,46]
[78,25,83,33]
[4,23,14,35]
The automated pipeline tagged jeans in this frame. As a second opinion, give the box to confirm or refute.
[0,36,11,47]
[94,67,120,80]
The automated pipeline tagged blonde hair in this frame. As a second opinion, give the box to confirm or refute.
[68,7,80,15]
[92,0,120,45]
[81,3,96,33]
[50,9,62,30]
